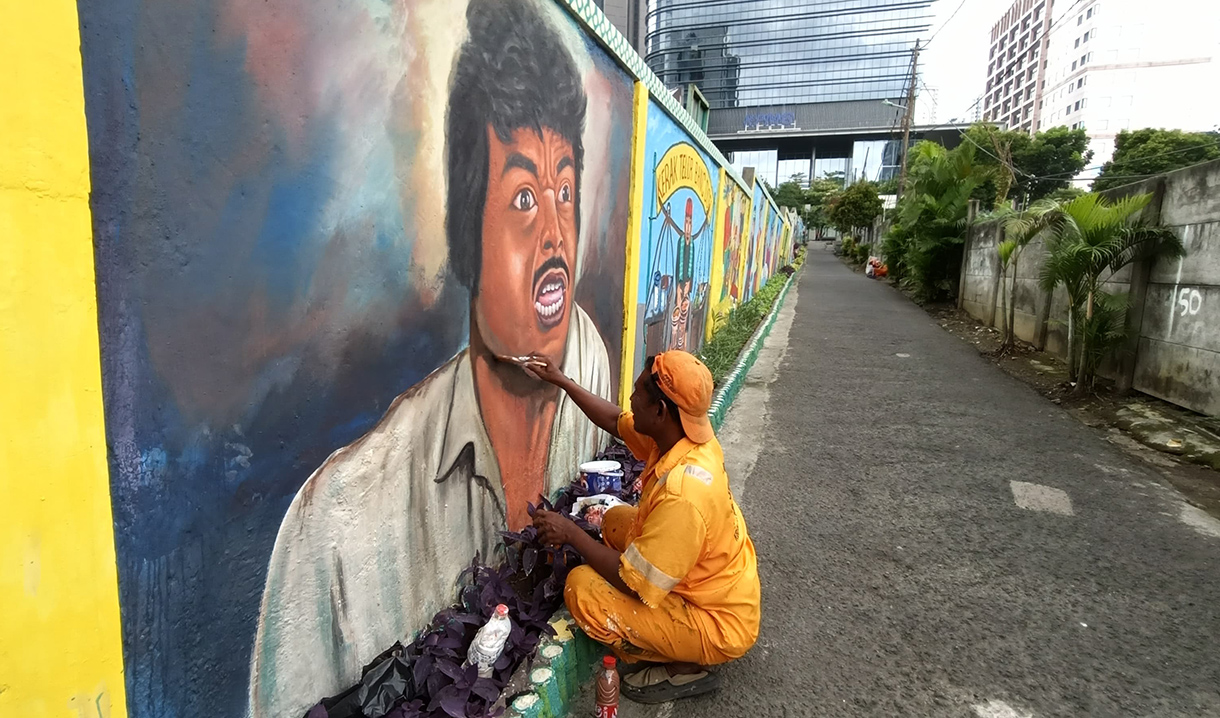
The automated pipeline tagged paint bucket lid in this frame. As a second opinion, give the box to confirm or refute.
[579,460,622,474]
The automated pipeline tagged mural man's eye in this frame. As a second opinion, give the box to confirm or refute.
[513,188,536,211]
[558,182,572,204]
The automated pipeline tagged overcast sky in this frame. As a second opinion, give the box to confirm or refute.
[919,0,1010,124]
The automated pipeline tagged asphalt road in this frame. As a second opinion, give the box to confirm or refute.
[586,246,1220,718]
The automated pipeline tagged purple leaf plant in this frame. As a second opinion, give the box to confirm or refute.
[305,442,639,718]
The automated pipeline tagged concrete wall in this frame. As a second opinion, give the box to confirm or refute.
[959,159,1220,416]
[1132,162,1220,414]
[3,2,790,717]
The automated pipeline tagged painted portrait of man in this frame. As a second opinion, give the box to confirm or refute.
[247,1,612,715]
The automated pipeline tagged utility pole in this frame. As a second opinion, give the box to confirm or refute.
[896,40,920,199]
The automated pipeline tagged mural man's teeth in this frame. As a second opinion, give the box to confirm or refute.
[535,286,566,320]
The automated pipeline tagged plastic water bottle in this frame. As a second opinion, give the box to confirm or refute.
[466,604,512,678]
[595,656,619,718]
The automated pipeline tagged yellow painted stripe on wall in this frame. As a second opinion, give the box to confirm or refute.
[618,80,649,408]
[0,3,129,717]
[704,167,727,344]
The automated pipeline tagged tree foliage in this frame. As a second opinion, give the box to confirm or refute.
[1018,126,1093,200]
[1036,192,1184,388]
[826,181,883,235]
[989,201,1057,351]
[767,173,844,236]
[964,123,1091,207]
[882,141,988,301]
[1092,128,1220,191]
[805,175,844,235]
[771,175,807,211]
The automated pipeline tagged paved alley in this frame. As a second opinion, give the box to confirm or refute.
[599,246,1220,717]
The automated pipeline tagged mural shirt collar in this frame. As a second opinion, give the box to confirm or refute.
[434,306,590,518]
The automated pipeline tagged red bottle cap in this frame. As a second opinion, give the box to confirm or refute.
[494,604,509,617]
[603,656,616,669]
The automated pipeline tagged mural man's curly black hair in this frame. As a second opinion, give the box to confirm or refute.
[446,0,588,293]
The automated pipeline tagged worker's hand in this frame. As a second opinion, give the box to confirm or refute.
[522,354,567,386]
[533,508,579,547]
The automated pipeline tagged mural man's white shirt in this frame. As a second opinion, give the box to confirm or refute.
[248,304,612,718]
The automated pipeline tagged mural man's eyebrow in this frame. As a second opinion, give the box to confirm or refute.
[503,153,538,178]
[556,156,574,174]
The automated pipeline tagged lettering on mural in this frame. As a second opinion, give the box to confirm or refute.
[655,143,714,213]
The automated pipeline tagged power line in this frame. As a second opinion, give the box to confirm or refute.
[1037,138,1220,179]
[925,0,969,47]
[954,123,1220,185]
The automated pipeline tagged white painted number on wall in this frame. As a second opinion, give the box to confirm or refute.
[1177,287,1203,317]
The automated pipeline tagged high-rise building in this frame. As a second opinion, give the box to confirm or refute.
[644,0,954,186]
[596,0,647,56]
[981,0,1054,133]
[647,0,937,111]
[1037,0,1220,178]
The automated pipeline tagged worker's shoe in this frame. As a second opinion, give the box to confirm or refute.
[621,665,721,704]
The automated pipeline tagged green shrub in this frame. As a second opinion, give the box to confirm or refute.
[699,272,791,385]
[881,225,912,280]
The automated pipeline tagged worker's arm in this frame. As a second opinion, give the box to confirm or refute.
[525,355,622,439]
[534,509,635,597]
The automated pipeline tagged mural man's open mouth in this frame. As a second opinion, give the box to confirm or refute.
[534,265,569,329]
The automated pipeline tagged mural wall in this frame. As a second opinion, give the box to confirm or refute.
[632,101,720,378]
[1,2,793,716]
[743,181,768,302]
[705,173,752,340]
[763,193,783,285]
[77,0,632,716]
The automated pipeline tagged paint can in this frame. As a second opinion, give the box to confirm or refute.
[579,460,623,495]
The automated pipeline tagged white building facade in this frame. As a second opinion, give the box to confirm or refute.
[1038,0,1220,180]
[983,0,1055,134]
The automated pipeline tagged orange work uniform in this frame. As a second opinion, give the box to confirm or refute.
[564,412,761,665]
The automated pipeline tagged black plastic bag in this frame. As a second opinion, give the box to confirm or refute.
[356,649,414,718]
[303,642,410,718]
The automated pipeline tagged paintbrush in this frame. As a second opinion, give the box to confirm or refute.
[494,353,547,380]
[494,354,548,368]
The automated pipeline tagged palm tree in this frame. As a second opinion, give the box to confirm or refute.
[1037,192,1184,390]
[891,141,991,301]
[992,199,1061,353]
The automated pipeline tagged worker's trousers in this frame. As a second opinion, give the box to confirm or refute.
[563,506,739,666]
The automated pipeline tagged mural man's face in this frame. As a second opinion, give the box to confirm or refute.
[477,126,579,360]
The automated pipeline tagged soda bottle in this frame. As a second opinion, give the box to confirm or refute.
[595,656,619,718]
[466,604,511,679]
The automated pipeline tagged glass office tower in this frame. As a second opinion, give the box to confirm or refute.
[646,0,937,110]
[646,0,939,187]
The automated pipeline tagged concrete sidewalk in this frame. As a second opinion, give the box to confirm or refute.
[582,246,1220,717]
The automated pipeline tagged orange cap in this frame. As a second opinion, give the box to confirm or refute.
[651,351,715,444]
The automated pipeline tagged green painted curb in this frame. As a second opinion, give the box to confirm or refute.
[505,263,803,718]
[502,609,600,718]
